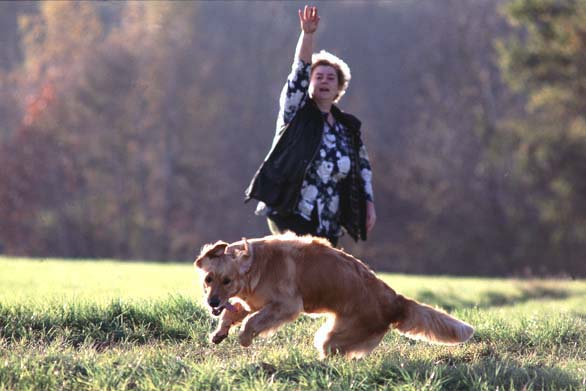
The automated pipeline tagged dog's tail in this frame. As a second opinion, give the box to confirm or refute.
[392,295,473,345]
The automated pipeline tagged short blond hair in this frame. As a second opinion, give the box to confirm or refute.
[311,50,351,102]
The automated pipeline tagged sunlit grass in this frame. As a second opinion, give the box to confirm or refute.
[1,257,585,390]
[0,257,199,306]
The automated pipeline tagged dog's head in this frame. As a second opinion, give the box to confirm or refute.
[194,238,253,316]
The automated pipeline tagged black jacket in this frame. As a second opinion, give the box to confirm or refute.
[245,99,368,241]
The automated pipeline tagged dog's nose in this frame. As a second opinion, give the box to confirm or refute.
[208,296,221,308]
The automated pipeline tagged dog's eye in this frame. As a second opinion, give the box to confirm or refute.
[222,278,231,285]
[204,276,212,284]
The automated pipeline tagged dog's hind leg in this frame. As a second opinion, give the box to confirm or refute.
[341,332,386,359]
[238,300,302,347]
[315,315,386,359]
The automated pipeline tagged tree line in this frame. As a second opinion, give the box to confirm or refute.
[0,0,584,276]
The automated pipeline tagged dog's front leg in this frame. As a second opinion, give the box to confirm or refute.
[211,302,249,344]
[238,301,301,347]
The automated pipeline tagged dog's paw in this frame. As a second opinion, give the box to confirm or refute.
[211,332,228,344]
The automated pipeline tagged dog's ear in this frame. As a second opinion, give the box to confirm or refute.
[224,238,247,257]
[204,241,230,257]
[225,238,254,274]
[238,237,254,274]
[195,241,229,268]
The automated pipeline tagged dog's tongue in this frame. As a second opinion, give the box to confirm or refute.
[224,302,237,312]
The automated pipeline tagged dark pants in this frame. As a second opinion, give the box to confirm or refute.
[267,210,338,247]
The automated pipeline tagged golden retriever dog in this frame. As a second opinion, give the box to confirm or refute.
[194,233,473,358]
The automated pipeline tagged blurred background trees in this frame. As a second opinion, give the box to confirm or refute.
[0,0,583,276]
[497,0,586,274]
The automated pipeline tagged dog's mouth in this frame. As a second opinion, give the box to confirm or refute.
[210,301,237,317]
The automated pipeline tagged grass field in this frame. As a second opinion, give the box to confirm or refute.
[0,256,585,390]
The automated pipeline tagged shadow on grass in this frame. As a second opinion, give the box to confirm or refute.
[240,359,335,386]
[415,283,573,312]
[0,296,210,349]
[239,355,582,391]
[404,356,580,391]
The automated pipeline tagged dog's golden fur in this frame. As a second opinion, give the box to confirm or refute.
[194,233,473,358]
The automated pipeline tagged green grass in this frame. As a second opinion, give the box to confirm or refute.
[1,257,585,390]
